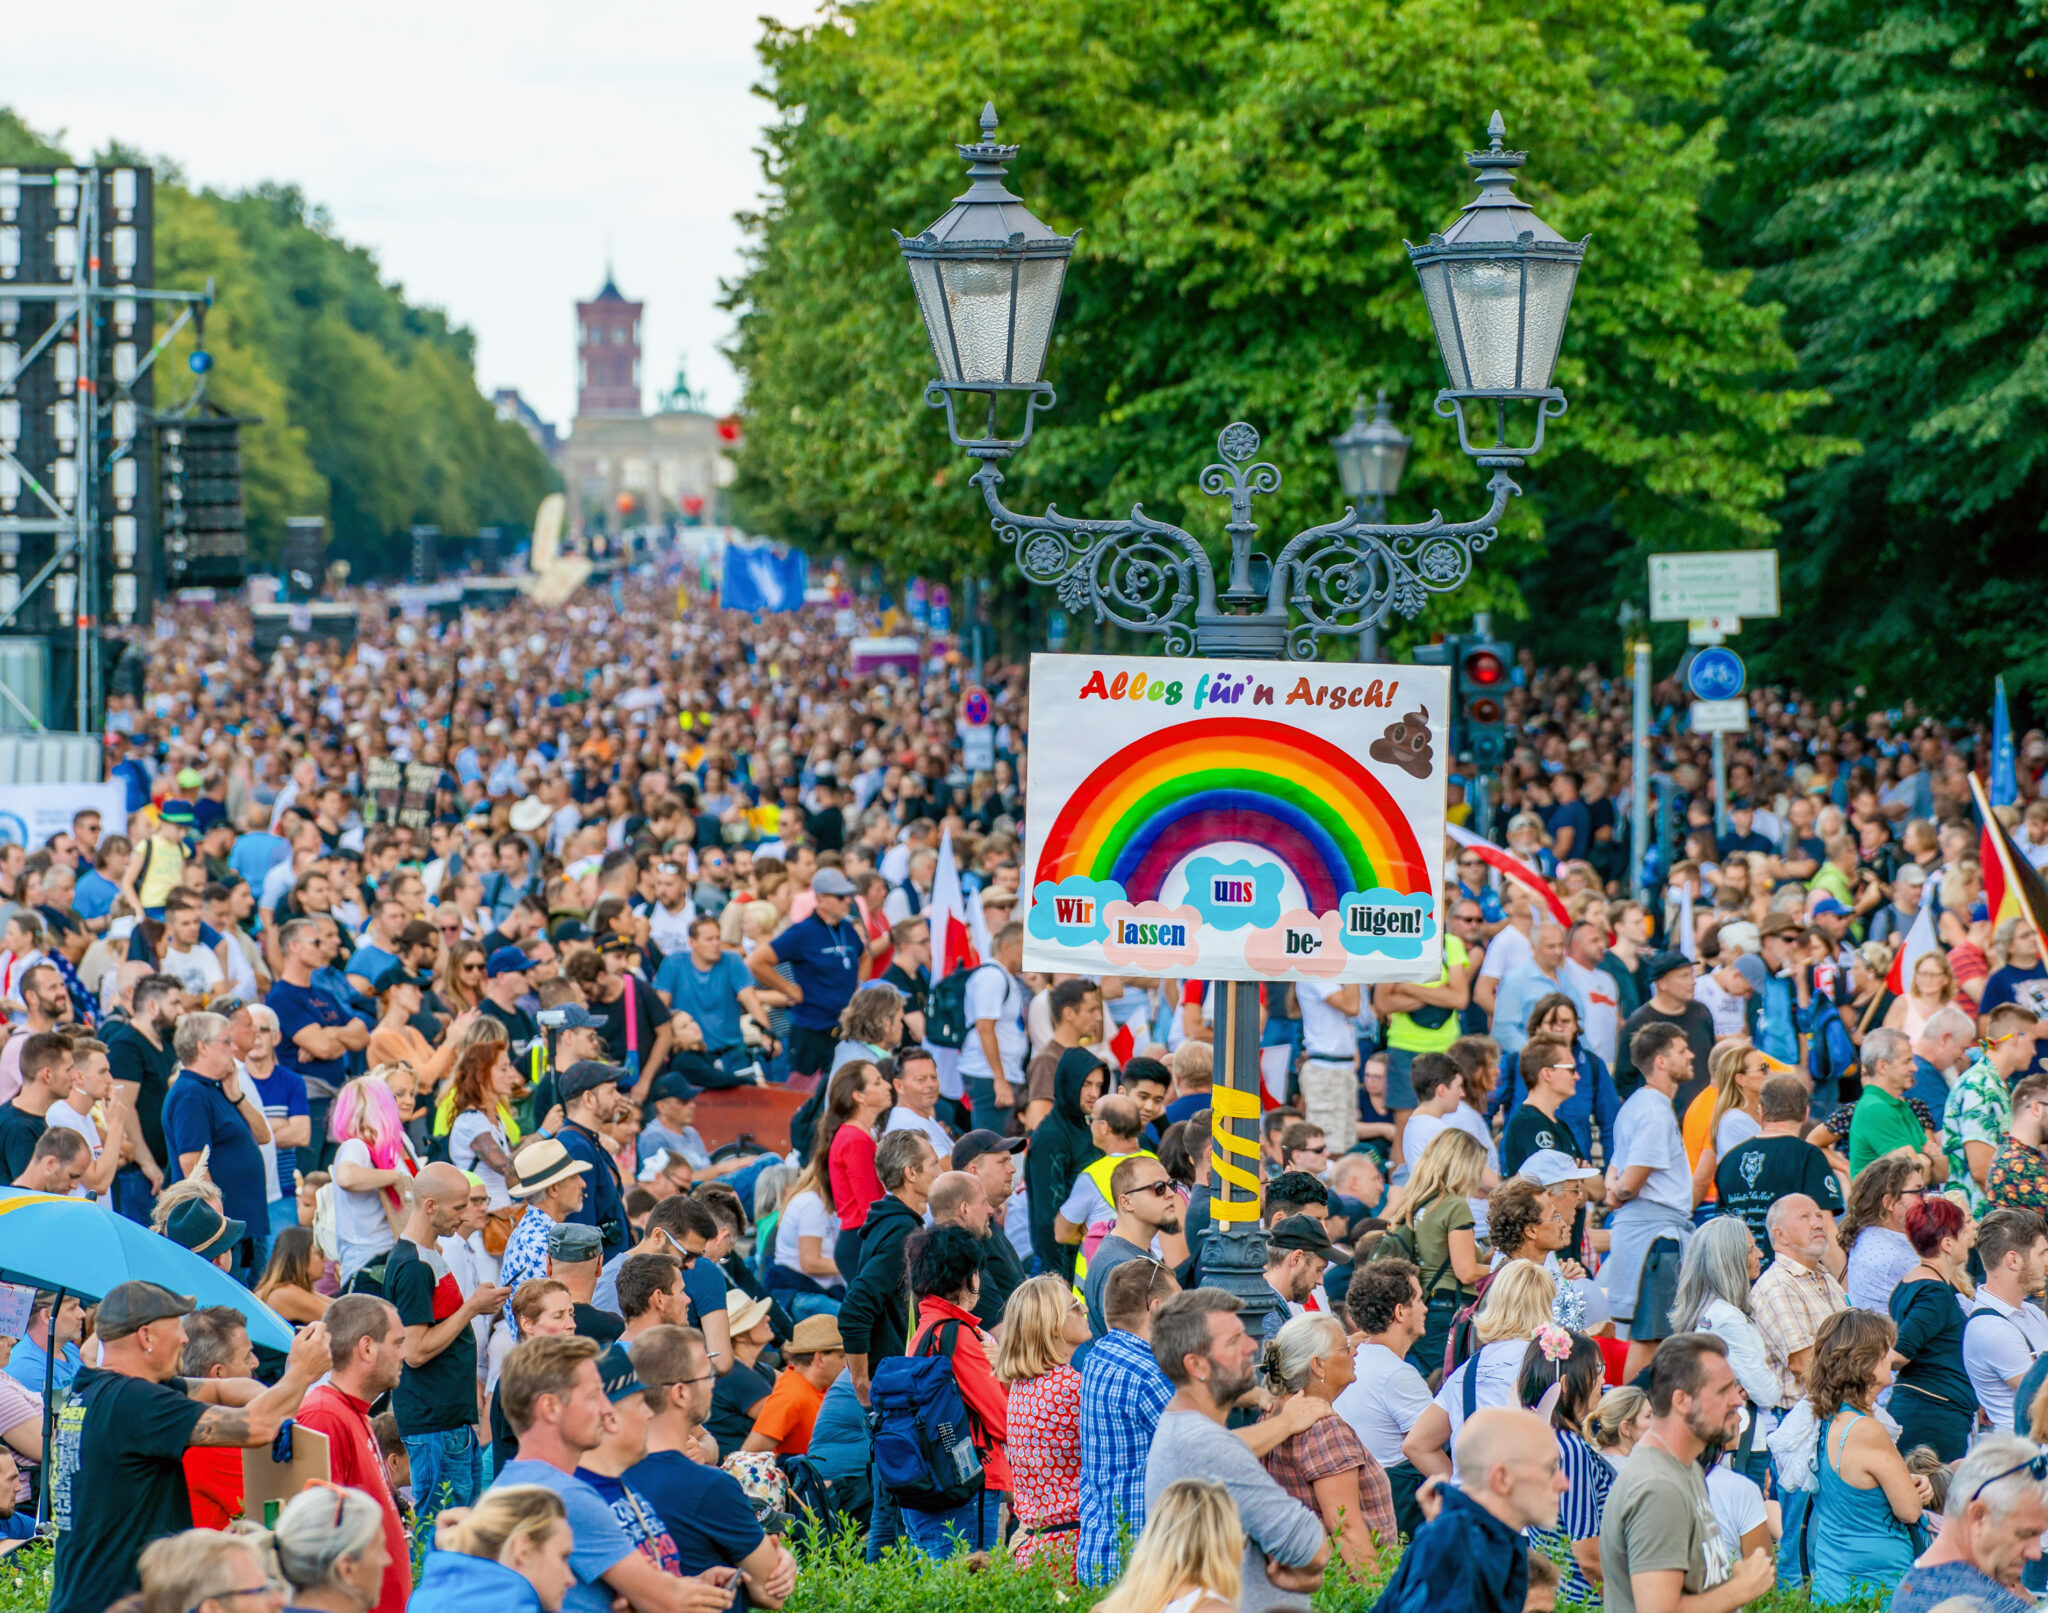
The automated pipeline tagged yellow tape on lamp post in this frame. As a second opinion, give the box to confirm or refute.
[1208,1084,1262,1223]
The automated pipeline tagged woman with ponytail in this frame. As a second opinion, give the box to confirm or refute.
[409,1485,575,1613]
[1256,1311,1388,1574]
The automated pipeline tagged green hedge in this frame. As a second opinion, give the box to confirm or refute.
[0,1529,1893,1613]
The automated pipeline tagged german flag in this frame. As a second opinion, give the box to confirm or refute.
[1970,771,2048,951]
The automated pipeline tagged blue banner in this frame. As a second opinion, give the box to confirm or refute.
[1993,674,2019,807]
[720,543,808,613]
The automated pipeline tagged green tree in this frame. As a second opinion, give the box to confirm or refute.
[1701,0,2048,713]
[0,110,555,576]
[727,0,1836,656]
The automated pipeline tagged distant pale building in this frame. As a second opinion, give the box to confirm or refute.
[492,389,559,455]
[554,272,734,541]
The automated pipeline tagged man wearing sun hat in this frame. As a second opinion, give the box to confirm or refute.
[742,1314,845,1457]
[497,1134,593,1334]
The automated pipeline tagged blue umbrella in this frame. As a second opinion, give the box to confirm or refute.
[0,1187,296,1352]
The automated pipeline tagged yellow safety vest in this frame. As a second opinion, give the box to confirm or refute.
[1072,1147,1158,1294]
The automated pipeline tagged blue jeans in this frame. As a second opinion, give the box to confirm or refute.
[961,1075,1012,1136]
[865,1454,905,1561]
[902,1489,1001,1557]
[725,1153,778,1214]
[405,1426,483,1536]
[113,1166,157,1226]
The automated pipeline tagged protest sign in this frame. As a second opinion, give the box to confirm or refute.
[1022,654,1448,983]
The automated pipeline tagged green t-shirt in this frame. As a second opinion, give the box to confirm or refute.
[1847,1084,1925,1178]
[1599,1442,1735,1613]
[1387,935,1470,1053]
[1411,1193,1477,1298]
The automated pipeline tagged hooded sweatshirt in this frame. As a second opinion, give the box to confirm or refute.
[1029,1048,1105,1280]
[409,1551,544,1613]
[837,1191,927,1365]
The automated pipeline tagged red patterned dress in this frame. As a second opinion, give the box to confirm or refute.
[1005,1362,1083,1577]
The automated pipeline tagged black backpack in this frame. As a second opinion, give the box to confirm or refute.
[926,962,998,1051]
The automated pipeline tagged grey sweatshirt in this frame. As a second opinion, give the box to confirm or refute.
[1144,1410,1327,1612]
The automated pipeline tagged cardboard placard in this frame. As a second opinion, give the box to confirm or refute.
[242,1422,330,1509]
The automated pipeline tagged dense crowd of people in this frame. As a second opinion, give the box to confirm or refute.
[2,566,2048,1613]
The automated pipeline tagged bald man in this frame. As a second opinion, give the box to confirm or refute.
[387,1161,510,1527]
[928,1171,992,1237]
[1372,1407,1571,1613]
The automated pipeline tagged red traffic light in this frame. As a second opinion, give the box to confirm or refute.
[1461,650,1507,687]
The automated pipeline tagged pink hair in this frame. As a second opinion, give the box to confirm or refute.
[329,1075,404,1171]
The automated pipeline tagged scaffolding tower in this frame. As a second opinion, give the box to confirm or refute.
[0,163,213,730]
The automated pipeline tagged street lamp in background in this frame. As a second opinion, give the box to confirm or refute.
[898,102,1588,1319]
[1330,392,1412,659]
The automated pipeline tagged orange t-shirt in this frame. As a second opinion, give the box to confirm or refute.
[750,1366,825,1454]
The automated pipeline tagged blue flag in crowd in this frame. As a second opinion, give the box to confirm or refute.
[720,542,808,613]
[1993,674,2019,807]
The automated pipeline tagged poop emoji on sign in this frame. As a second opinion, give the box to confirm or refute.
[1370,708,1435,779]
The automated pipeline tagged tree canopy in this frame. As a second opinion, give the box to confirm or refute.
[726,0,1837,659]
[0,109,555,575]
[1699,0,2048,711]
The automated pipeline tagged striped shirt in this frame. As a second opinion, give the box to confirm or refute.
[1525,1427,1611,1601]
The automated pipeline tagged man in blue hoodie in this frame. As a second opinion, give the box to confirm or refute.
[1371,1407,1569,1613]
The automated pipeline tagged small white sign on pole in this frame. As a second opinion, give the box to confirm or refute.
[1650,551,1780,621]
[1688,616,1741,644]
[1690,698,1749,734]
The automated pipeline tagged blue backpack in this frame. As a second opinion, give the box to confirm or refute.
[867,1320,986,1512]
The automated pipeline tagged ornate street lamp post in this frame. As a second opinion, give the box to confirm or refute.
[899,103,1587,1315]
[1330,392,1412,660]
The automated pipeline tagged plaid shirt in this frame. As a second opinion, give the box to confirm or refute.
[1077,1327,1174,1585]
[1751,1253,1847,1405]
[1263,1413,1397,1548]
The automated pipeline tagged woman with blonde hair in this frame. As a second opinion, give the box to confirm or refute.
[1259,1311,1389,1573]
[272,1481,393,1613]
[134,1529,282,1613]
[1883,947,1958,1039]
[1587,1385,1649,1470]
[1400,1258,1561,1471]
[411,1484,576,1613]
[830,982,904,1075]
[996,1273,1093,1577]
[1090,1479,1243,1613]
[328,1073,414,1291]
[1686,1041,1772,1200]
[1390,1126,1490,1372]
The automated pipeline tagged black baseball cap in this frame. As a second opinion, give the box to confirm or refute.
[1268,1215,1336,1259]
[952,1129,1026,1171]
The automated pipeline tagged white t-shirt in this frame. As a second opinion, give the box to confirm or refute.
[332,1137,397,1281]
[45,1097,101,1195]
[1965,1291,2048,1432]
[1612,1086,1692,1212]
[1705,1461,1769,1557]
[1432,1338,1524,1440]
[1694,972,1750,1039]
[646,900,698,958]
[1715,1109,1762,1158]
[1560,956,1620,1072]
[773,1189,841,1284]
[160,941,226,999]
[883,1105,954,1166]
[956,964,1028,1085]
[450,1109,513,1209]
[1402,1110,1448,1171]
[1479,924,1533,984]
[1336,1341,1434,1468]
[1297,977,1362,1061]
